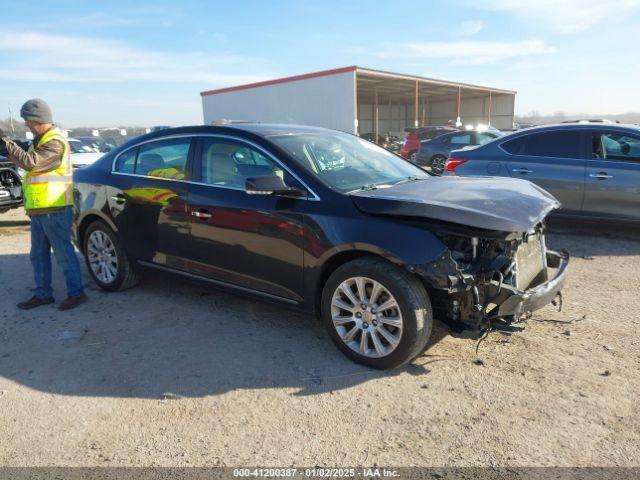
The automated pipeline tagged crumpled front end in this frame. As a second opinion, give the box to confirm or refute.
[412,224,569,332]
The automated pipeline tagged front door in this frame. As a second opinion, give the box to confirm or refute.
[186,136,307,303]
[107,137,194,266]
[504,129,587,213]
[583,130,640,220]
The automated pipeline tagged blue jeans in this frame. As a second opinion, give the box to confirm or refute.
[30,206,84,298]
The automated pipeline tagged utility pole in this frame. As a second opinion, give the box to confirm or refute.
[8,106,15,134]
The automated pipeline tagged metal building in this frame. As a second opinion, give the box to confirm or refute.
[200,66,516,137]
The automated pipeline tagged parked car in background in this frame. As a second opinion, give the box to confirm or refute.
[76,136,119,153]
[0,154,23,214]
[561,119,618,124]
[513,122,536,130]
[74,136,102,152]
[72,124,568,369]
[411,129,504,175]
[69,138,105,168]
[400,126,458,159]
[360,132,403,154]
[445,123,640,222]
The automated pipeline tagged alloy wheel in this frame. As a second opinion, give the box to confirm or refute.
[431,156,447,175]
[330,276,403,358]
[87,230,118,284]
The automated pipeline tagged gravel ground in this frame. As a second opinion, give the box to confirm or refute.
[0,208,638,467]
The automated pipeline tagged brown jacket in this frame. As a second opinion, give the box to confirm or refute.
[1,128,66,215]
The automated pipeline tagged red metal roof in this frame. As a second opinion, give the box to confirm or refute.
[200,65,357,97]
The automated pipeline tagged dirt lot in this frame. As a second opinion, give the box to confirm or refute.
[0,208,639,467]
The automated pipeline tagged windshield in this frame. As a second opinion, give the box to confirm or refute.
[270,131,429,192]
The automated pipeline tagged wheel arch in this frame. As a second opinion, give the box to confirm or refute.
[311,244,408,319]
[76,211,118,253]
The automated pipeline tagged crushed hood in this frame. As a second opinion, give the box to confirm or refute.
[350,176,560,233]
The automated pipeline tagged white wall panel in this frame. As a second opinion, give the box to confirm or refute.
[202,71,357,133]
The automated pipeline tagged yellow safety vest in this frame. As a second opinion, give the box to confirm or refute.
[23,127,73,210]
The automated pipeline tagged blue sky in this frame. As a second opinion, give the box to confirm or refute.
[1,0,639,127]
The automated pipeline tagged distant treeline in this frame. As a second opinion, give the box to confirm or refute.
[0,118,148,141]
[516,111,640,125]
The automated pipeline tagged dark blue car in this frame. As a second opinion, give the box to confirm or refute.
[445,123,640,222]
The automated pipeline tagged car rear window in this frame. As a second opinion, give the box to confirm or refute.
[449,133,473,145]
[502,131,582,158]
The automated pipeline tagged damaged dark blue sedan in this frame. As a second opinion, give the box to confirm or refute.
[72,124,569,369]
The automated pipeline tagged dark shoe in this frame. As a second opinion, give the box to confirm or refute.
[58,293,88,311]
[17,295,55,310]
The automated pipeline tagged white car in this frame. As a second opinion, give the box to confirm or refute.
[68,138,104,168]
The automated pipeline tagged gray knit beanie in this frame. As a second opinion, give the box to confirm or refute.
[20,98,53,124]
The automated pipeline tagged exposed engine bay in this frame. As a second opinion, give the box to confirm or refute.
[415,222,569,333]
[0,163,24,212]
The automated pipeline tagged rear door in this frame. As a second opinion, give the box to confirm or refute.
[185,136,307,303]
[503,130,587,213]
[583,130,640,220]
[108,136,194,266]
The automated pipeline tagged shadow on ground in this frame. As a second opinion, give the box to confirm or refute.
[546,218,640,257]
[0,222,636,399]
[0,253,448,399]
[0,220,29,228]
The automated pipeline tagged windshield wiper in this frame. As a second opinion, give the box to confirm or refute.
[394,175,426,185]
[359,183,379,191]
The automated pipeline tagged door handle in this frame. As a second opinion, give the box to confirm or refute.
[191,209,212,220]
[111,194,126,204]
[513,168,533,174]
[589,172,613,180]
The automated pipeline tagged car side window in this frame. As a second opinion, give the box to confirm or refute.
[199,138,300,189]
[501,136,525,154]
[592,132,640,162]
[449,133,472,145]
[503,131,581,158]
[135,138,191,179]
[114,147,137,174]
[476,133,497,145]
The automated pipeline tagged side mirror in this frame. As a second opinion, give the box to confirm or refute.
[245,175,305,197]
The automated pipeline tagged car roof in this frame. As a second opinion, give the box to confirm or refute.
[104,124,347,154]
[513,123,640,134]
[436,129,495,136]
[126,123,340,143]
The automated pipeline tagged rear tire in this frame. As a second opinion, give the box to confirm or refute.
[430,155,447,175]
[321,257,433,369]
[83,220,140,291]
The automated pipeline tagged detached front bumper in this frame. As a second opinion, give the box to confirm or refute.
[490,250,569,319]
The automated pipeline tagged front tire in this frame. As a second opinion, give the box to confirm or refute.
[321,257,433,369]
[83,220,140,291]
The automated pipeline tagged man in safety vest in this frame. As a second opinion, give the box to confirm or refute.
[0,99,87,310]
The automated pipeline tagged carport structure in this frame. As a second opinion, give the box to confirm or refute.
[355,67,516,140]
[201,66,516,136]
